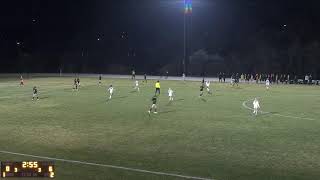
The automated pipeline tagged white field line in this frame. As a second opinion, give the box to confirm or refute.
[0,150,215,180]
[242,99,316,121]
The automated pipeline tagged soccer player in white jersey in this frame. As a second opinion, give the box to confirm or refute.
[266,79,270,90]
[168,88,174,101]
[107,85,114,99]
[134,80,140,92]
[205,81,212,94]
[253,98,260,115]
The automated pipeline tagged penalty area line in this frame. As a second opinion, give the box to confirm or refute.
[0,150,214,180]
[242,99,316,121]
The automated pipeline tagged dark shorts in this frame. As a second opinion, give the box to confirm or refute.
[155,88,160,94]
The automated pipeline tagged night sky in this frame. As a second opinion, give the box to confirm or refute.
[1,0,320,76]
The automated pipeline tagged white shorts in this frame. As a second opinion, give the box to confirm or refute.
[33,93,37,97]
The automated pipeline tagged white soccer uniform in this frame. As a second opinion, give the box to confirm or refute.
[108,87,114,99]
[168,89,173,101]
[206,81,210,92]
[266,79,270,89]
[253,99,260,115]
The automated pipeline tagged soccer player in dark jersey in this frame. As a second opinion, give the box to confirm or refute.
[98,75,102,86]
[199,83,204,97]
[235,73,239,86]
[148,96,158,114]
[144,74,147,83]
[73,78,78,91]
[32,86,39,100]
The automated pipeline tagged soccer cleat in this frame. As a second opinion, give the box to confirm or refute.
[154,112,158,114]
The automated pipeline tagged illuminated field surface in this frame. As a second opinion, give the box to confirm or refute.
[0,77,319,180]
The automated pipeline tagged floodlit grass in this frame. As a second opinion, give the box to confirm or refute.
[0,77,319,180]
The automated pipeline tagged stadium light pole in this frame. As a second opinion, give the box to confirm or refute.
[183,0,192,75]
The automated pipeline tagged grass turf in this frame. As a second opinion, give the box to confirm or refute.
[0,77,319,180]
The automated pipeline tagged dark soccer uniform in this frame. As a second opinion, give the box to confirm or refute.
[200,84,204,96]
[152,96,157,105]
[33,88,37,94]
[32,87,39,100]
[149,96,158,114]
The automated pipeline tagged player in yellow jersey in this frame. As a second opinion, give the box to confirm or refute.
[155,80,160,95]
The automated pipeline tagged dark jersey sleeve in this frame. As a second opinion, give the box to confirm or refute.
[152,97,157,104]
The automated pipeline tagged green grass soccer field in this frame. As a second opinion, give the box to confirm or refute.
[0,77,319,180]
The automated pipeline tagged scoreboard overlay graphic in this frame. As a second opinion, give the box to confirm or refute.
[1,161,55,178]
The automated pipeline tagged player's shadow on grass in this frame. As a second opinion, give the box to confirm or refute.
[200,98,207,102]
[40,96,49,100]
[129,90,137,93]
[176,98,184,102]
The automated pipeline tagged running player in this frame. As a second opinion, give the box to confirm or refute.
[168,88,174,101]
[32,86,39,101]
[134,80,140,92]
[253,98,260,115]
[148,96,158,114]
[20,75,24,86]
[205,81,212,94]
[266,79,270,90]
[199,83,204,97]
[155,80,160,95]
[182,73,186,81]
[107,85,114,100]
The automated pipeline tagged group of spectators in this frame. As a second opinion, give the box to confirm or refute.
[218,72,319,85]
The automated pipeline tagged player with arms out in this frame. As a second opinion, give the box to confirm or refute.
[32,86,39,101]
[266,79,270,90]
[148,96,158,114]
[253,98,260,115]
[107,85,114,100]
[168,88,174,101]
[134,80,140,92]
